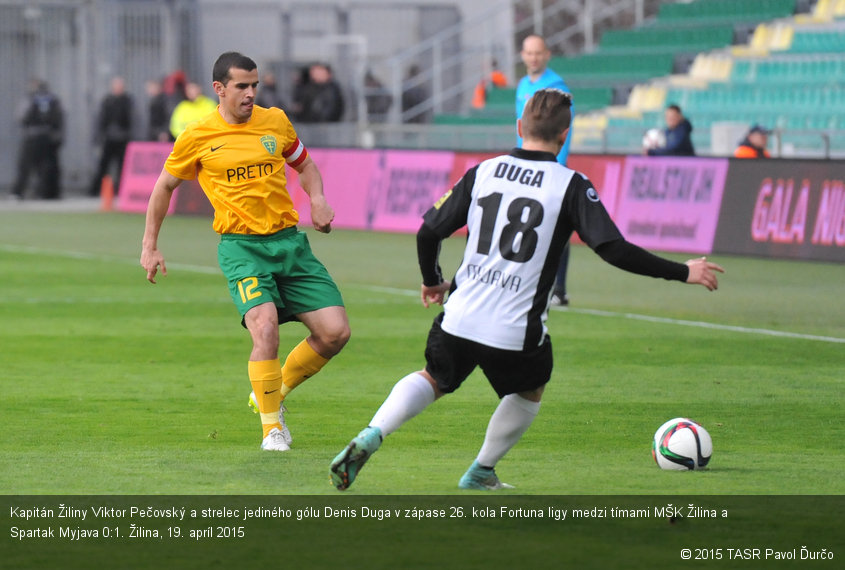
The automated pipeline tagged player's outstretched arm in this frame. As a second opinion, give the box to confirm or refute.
[140,169,182,284]
[684,257,725,291]
[594,238,725,291]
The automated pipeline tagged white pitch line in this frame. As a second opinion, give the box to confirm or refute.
[0,244,221,275]
[568,307,845,344]
[4,245,844,344]
[348,283,845,345]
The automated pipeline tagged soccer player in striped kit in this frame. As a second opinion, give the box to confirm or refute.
[331,88,723,490]
[141,52,349,452]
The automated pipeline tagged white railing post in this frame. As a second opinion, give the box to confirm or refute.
[584,0,595,52]
[433,42,443,114]
[533,0,543,36]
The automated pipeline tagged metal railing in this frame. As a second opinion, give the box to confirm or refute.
[381,0,671,126]
[357,122,845,159]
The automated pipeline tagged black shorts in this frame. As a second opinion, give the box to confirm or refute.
[424,313,553,398]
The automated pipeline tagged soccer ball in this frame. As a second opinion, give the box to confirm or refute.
[642,128,666,150]
[652,417,712,470]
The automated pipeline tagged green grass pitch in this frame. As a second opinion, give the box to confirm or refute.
[0,209,842,496]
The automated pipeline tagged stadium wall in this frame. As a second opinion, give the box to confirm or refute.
[118,143,845,263]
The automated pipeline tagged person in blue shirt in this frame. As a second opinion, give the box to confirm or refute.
[516,34,573,305]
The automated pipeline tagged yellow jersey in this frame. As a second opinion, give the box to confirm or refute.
[169,95,218,139]
[165,105,309,235]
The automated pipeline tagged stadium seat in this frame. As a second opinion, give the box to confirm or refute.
[626,84,667,112]
[733,22,795,55]
[788,30,845,53]
[570,87,613,113]
[656,0,796,25]
[688,54,734,81]
[484,87,516,107]
[599,26,735,55]
[548,53,675,86]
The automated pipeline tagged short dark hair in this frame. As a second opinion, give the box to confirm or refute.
[213,52,257,84]
[667,104,682,114]
[520,88,572,142]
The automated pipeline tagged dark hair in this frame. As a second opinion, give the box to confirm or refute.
[213,52,257,84]
[521,88,572,142]
[667,104,682,114]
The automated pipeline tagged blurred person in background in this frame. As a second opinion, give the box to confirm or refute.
[255,71,285,111]
[169,81,218,139]
[472,58,509,109]
[89,76,134,197]
[298,63,344,123]
[646,104,695,157]
[516,34,574,306]
[162,70,187,131]
[289,66,311,121]
[146,78,171,142]
[401,64,430,124]
[734,125,771,158]
[364,69,392,122]
[11,79,64,200]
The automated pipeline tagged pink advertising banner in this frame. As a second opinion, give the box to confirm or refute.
[614,156,730,254]
[290,148,456,233]
[117,142,179,214]
[117,145,723,255]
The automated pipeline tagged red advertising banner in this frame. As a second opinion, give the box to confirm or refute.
[713,159,845,262]
[449,151,497,187]
[614,157,729,254]
[568,154,624,219]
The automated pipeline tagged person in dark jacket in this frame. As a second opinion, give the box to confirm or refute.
[298,63,344,122]
[89,76,134,196]
[12,79,64,199]
[145,78,170,142]
[647,104,695,156]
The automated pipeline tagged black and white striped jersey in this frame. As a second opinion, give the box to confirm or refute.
[421,148,624,351]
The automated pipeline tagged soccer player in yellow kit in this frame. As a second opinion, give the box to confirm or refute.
[141,52,350,452]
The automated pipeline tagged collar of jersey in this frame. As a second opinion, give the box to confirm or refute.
[510,147,559,162]
[212,106,255,129]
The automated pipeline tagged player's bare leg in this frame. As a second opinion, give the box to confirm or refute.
[244,302,288,450]
[250,305,350,444]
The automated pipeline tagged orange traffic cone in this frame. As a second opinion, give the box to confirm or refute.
[100,175,114,212]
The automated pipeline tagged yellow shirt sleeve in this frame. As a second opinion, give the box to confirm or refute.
[164,126,200,180]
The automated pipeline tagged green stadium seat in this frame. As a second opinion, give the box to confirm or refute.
[599,26,735,54]
[788,31,845,53]
[484,88,516,107]
[656,0,796,25]
[548,53,675,86]
[432,113,514,126]
[570,87,613,112]
[471,104,513,119]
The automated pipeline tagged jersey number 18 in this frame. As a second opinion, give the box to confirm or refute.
[476,192,544,263]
